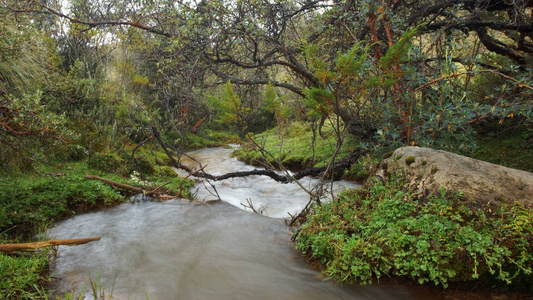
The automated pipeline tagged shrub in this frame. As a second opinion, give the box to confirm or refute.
[87,153,123,174]
[295,176,533,287]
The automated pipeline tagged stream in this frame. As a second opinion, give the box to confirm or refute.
[48,147,432,299]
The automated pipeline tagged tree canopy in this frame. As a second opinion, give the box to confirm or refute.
[1,0,532,170]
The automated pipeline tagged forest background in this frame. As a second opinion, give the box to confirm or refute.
[1,0,533,298]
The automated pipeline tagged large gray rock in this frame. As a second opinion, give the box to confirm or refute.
[379,146,533,207]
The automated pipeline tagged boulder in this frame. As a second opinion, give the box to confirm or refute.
[379,146,533,208]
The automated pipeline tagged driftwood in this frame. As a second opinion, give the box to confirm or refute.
[83,175,176,199]
[0,237,101,253]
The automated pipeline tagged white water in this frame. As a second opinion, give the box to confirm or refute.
[178,147,359,218]
[48,147,430,299]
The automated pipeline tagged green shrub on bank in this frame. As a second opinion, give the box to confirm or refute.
[88,153,124,174]
[296,176,533,288]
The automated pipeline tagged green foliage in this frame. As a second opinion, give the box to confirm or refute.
[296,176,533,287]
[233,121,357,170]
[88,153,124,174]
[264,84,291,133]
[0,252,49,300]
[379,27,417,71]
[208,82,250,134]
[0,174,124,234]
[343,154,380,182]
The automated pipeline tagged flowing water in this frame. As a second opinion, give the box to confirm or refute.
[48,147,431,299]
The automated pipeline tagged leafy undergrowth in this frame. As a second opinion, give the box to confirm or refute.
[0,172,124,237]
[233,121,358,170]
[295,175,533,290]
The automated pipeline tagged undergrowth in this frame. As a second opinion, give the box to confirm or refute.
[295,175,533,289]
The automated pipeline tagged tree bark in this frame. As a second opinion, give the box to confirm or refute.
[0,237,100,253]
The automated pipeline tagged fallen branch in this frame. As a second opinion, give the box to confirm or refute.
[151,126,366,184]
[83,175,174,199]
[84,175,144,193]
[0,237,100,253]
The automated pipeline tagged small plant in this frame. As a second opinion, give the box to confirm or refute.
[130,171,151,188]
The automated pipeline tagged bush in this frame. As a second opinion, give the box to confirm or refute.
[66,144,89,161]
[87,153,123,174]
[296,175,533,288]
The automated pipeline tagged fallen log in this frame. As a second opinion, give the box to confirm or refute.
[151,125,367,183]
[83,175,174,199]
[0,237,101,253]
[84,175,144,194]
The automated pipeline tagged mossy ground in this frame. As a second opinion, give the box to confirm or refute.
[233,121,359,171]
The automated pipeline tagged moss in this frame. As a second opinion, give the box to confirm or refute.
[134,155,156,175]
[422,160,428,166]
[156,166,177,177]
[431,167,439,174]
[88,153,123,174]
[405,156,416,166]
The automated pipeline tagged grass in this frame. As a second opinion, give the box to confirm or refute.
[471,123,533,173]
[233,121,359,170]
[0,252,49,299]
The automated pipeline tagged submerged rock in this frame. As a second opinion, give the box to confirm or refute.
[129,194,153,203]
[379,146,533,207]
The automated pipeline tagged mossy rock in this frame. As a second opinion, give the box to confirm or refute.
[134,155,156,175]
[88,153,123,174]
[380,146,533,207]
